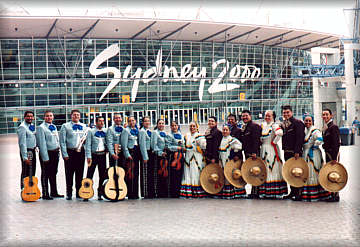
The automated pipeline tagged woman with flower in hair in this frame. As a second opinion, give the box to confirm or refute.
[301,114,330,201]
[151,119,169,198]
[180,122,207,198]
[258,110,288,199]
[121,116,141,199]
[215,124,247,199]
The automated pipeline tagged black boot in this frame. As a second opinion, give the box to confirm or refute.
[98,190,103,201]
[41,177,53,200]
[50,179,64,198]
[66,190,72,200]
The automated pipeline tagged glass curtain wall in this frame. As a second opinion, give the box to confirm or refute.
[0,38,312,134]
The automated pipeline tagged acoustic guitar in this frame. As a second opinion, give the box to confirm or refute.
[103,144,127,201]
[21,151,41,202]
[79,178,94,199]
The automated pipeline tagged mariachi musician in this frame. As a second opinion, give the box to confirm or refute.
[17,111,37,190]
[281,105,305,201]
[166,121,186,198]
[59,109,88,200]
[204,116,222,165]
[152,119,169,198]
[238,110,261,199]
[121,116,141,199]
[322,108,341,202]
[139,116,155,199]
[106,113,124,169]
[36,110,63,200]
[85,116,108,200]
[227,114,243,161]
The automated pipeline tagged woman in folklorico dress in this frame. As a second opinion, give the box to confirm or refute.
[301,114,331,201]
[215,125,247,199]
[180,122,207,198]
[258,110,288,199]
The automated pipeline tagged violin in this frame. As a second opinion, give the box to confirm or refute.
[158,157,169,177]
[171,151,183,171]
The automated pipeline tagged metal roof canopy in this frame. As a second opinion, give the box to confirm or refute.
[0,16,343,50]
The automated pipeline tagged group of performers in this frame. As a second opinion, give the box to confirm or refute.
[17,105,341,202]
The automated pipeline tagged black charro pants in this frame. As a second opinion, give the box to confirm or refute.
[284,151,302,198]
[86,153,107,194]
[140,150,155,199]
[325,154,340,200]
[124,146,140,199]
[109,150,125,169]
[168,151,184,198]
[20,149,36,189]
[39,149,60,196]
[154,154,169,198]
[65,148,85,197]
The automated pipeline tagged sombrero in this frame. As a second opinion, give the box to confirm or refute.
[241,157,267,186]
[282,157,309,187]
[224,159,246,188]
[200,163,225,194]
[319,161,348,192]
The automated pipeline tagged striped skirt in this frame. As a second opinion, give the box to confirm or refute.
[258,181,288,199]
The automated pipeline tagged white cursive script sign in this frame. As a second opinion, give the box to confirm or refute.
[89,44,261,102]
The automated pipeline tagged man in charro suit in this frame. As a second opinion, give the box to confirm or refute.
[59,109,88,200]
[281,105,305,201]
[36,110,63,200]
[227,114,243,161]
[85,116,108,201]
[238,110,262,199]
[17,111,37,190]
[106,113,125,169]
[322,108,341,202]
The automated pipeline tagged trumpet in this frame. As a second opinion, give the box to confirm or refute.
[76,131,88,152]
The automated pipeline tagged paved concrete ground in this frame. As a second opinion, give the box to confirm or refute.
[0,134,359,247]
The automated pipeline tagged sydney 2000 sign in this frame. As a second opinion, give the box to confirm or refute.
[89,44,261,102]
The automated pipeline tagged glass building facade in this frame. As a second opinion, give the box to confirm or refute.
[0,38,312,134]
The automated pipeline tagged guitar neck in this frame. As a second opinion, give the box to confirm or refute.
[28,151,33,184]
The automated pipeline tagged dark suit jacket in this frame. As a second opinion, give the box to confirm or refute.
[204,127,222,163]
[281,116,305,155]
[322,120,340,161]
[239,121,261,157]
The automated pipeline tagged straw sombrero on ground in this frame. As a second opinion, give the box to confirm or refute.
[282,157,309,187]
[224,159,246,188]
[200,163,225,194]
[241,157,267,186]
[319,161,348,192]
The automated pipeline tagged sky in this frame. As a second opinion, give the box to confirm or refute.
[0,0,357,37]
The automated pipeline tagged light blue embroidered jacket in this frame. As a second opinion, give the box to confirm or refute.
[59,121,88,158]
[106,125,124,156]
[36,122,60,161]
[85,128,108,159]
[166,131,185,152]
[151,129,168,157]
[121,127,139,159]
[139,127,152,161]
[17,121,37,161]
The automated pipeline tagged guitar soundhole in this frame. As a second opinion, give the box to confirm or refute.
[84,182,90,188]
[29,182,33,187]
